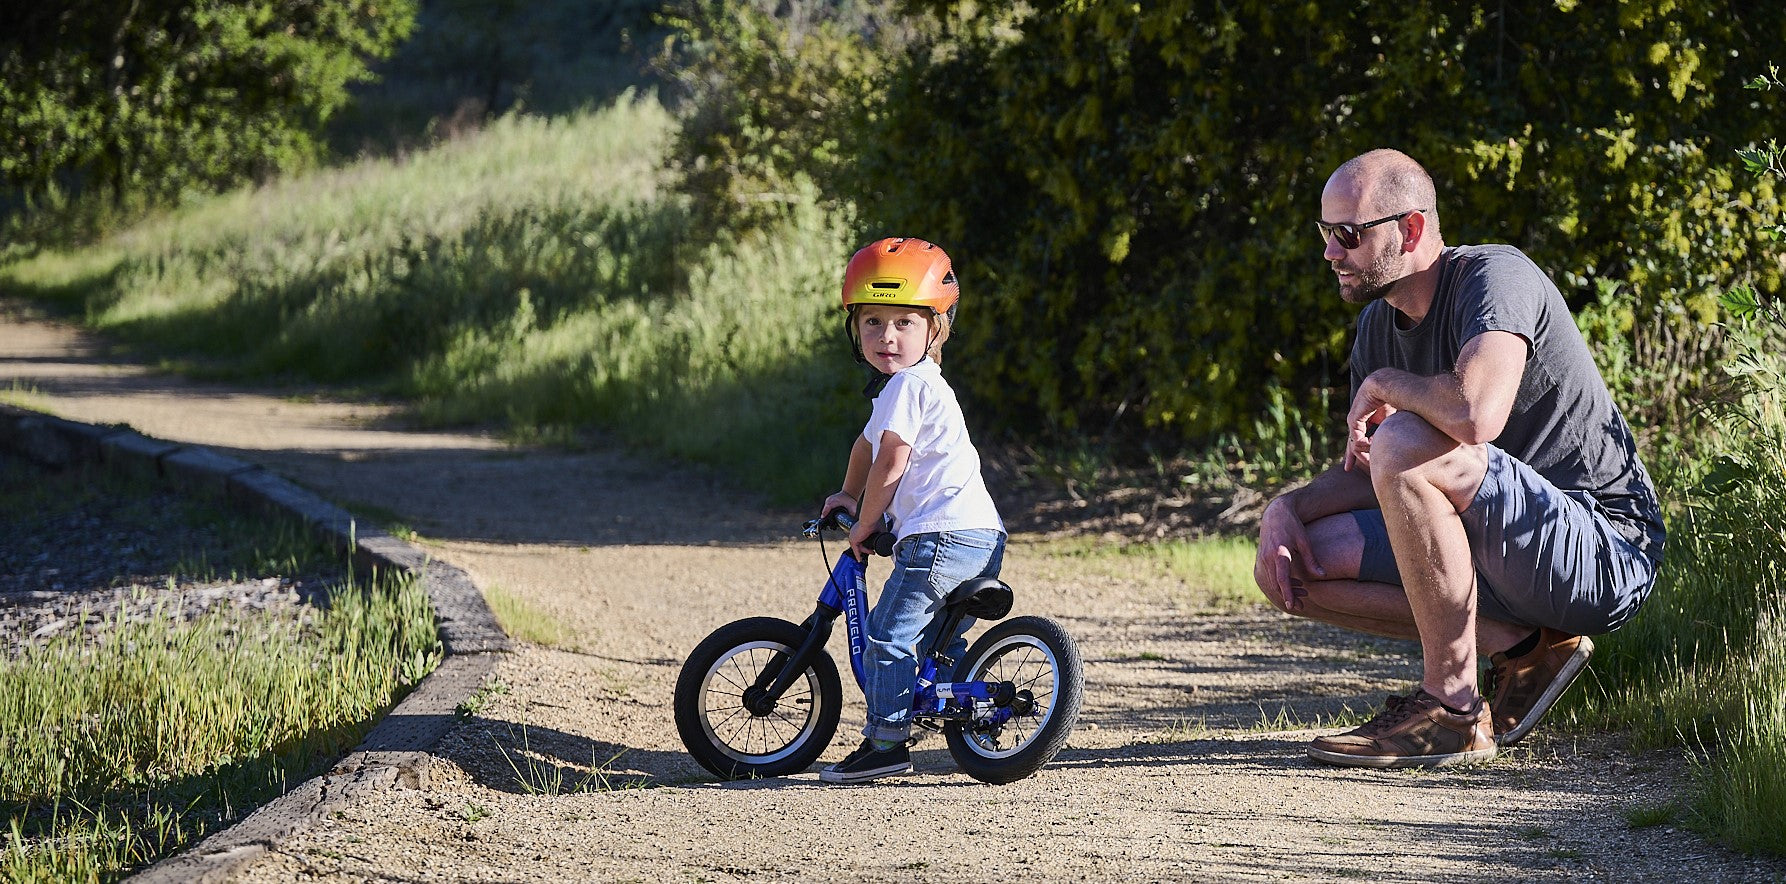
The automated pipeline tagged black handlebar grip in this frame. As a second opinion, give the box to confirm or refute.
[818,509,895,556]
[868,531,896,557]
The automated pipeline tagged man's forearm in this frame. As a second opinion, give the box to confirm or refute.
[1279,463,1378,523]
[1360,329,1525,446]
[1363,368,1476,443]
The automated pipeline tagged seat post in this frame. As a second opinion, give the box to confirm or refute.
[923,578,1014,661]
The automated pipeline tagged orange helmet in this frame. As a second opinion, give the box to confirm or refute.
[840,237,959,317]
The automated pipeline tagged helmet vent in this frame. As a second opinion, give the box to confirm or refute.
[870,281,902,290]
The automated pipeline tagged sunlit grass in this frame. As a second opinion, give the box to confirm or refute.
[0,381,50,412]
[1033,534,1260,610]
[0,94,859,504]
[483,584,567,648]
[0,460,441,879]
[0,578,439,880]
[1560,379,1786,855]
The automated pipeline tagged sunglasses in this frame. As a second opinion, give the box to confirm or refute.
[1316,210,1417,250]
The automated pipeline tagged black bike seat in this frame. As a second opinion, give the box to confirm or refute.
[948,578,1013,621]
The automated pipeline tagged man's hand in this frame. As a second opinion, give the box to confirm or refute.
[1254,496,1323,613]
[1345,375,1398,472]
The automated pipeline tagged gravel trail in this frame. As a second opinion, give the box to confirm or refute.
[4,299,1782,883]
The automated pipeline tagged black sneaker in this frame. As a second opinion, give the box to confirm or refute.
[819,739,912,784]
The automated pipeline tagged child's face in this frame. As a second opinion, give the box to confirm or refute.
[855,305,932,374]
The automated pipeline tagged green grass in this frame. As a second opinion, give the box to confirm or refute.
[0,460,442,880]
[483,584,568,648]
[1558,484,1786,855]
[1036,534,1260,610]
[1143,700,1373,743]
[495,723,651,795]
[1625,801,1679,829]
[342,501,422,544]
[0,94,861,506]
[1555,299,1786,855]
[454,677,512,719]
[1,583,439,879]
[0,381,48,412]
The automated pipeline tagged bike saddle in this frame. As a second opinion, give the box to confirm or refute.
[948,578,1013,621]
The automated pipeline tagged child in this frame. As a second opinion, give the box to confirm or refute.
[817,237,1006,784]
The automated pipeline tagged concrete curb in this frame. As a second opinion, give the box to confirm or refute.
[0,404,513,882]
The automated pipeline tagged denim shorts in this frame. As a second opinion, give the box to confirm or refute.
[1352,445,1657,635]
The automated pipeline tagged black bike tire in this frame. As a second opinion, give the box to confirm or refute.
[673,617,843,780]
[944,615,1084,785]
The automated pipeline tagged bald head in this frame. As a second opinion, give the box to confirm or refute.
[1329,149,1441,239]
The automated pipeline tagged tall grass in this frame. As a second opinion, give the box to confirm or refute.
[0,93,860,504]
[0,460,442,879]
[1573,483,1786,854]
[1563,284,1786,854]
[1,578,439,880]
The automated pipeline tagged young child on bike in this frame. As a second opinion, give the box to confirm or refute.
[817,236,1007,784]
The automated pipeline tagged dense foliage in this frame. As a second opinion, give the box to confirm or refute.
[0,0,415,228]
[652,0,912,234]
[669,1,1786,451]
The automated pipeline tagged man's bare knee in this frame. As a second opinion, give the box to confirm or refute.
[1370,413,1486,509]
[1305,514,1364,580]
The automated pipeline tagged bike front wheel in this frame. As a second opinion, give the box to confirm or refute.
[944,615,1084,784]
[673,617,842,780]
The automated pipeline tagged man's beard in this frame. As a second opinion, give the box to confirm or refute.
[1338,243,1403,305]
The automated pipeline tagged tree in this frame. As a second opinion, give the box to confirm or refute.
[0,0,416,222]
[845,1,1785,445]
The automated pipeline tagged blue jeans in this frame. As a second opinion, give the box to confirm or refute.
[862,528,1006,742]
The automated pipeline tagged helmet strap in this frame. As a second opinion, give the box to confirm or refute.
[861,370,891,399]
[843,310,866,364]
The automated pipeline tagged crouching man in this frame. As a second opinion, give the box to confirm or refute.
[1255,148,1666,767]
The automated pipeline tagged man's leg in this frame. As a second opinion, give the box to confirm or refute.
[1459,446,1651,744]
[1294,413,1505,768]
[1362,412,1497,708]
[1290,443,1630,749]
[1287,510,1535,657]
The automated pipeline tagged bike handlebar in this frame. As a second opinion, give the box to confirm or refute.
[801,509,896,557]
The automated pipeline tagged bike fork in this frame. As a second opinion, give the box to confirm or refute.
[745,602,840,714]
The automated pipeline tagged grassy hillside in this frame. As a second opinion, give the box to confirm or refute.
[0,95,860,505]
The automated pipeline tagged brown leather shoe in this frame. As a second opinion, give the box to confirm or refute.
[1307,689,1497,768]
[1485,627,1594,746]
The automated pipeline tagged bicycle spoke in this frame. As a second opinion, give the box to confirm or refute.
[963,637,1063,752]
[704,646,820,759]
[720,648,770,693]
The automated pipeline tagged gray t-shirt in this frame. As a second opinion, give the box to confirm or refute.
[1350,244,1665,564]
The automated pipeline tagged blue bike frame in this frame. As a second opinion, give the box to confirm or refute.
[816,549,1016,728]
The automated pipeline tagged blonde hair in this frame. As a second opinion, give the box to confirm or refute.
[927,310,951,364]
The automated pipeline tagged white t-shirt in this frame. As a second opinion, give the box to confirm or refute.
[863,358,1004,540]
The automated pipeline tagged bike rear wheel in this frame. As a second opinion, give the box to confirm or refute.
[944,615,1084,784]
[673,617,842,780]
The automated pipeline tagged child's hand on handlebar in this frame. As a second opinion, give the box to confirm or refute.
[820,492,859,523]
[847,519,879,559]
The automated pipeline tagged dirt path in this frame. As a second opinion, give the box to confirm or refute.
[4,299,1781,882]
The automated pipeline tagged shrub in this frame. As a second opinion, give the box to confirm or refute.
[677,1,1786,451]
